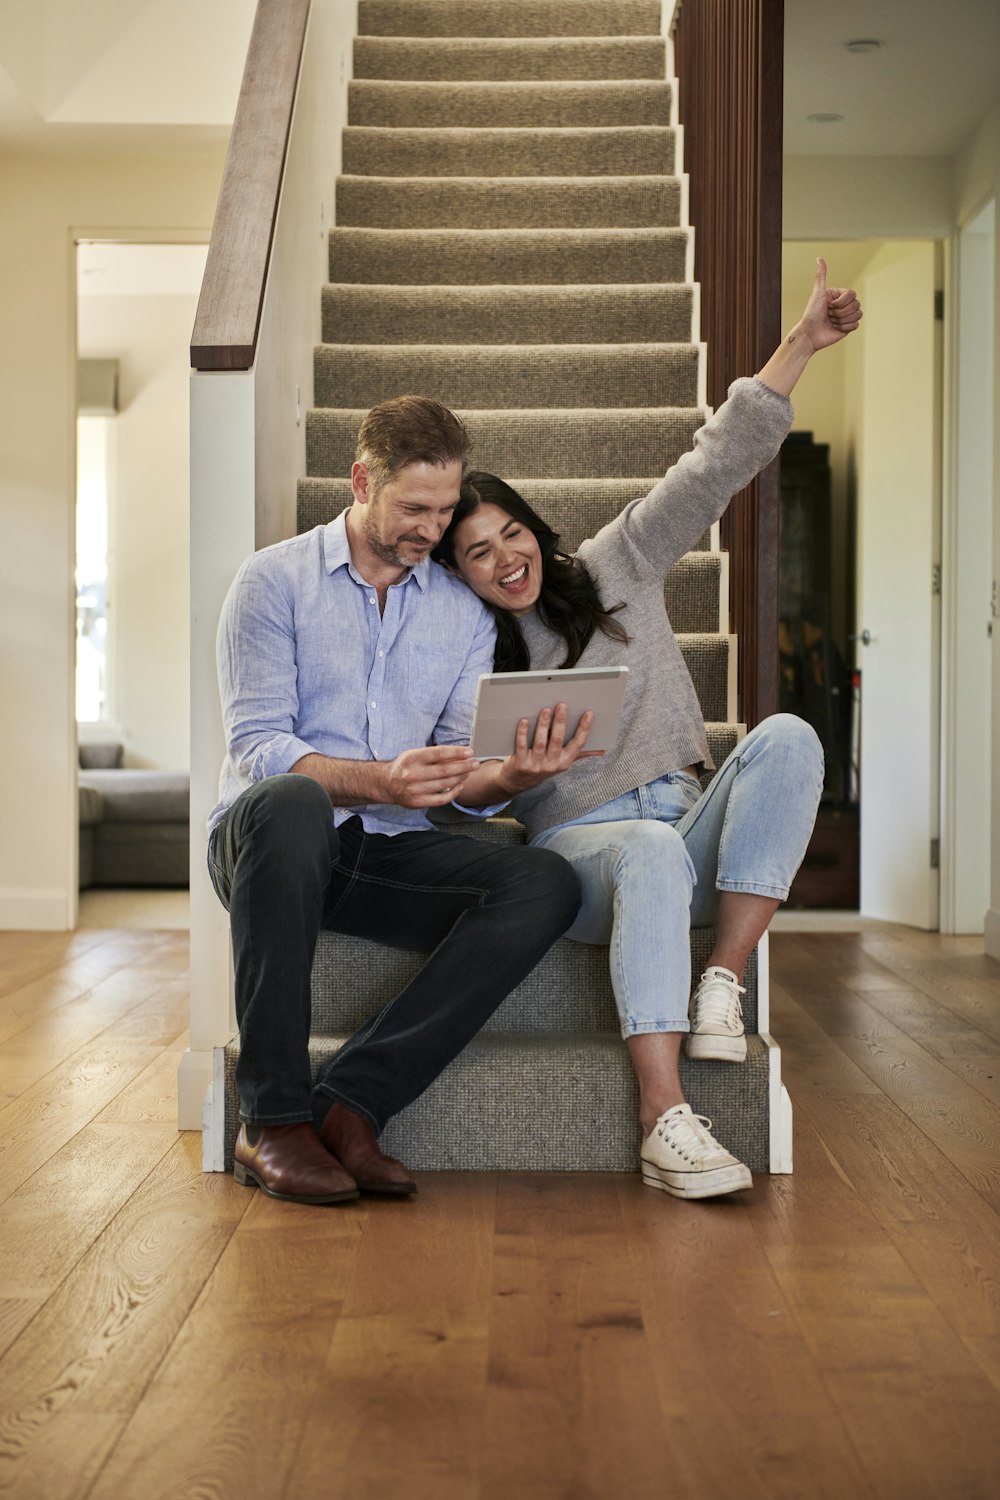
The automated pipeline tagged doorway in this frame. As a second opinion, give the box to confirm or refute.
[780,240,942,928]
[75,240,207,771]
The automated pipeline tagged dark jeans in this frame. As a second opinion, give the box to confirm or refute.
[208,775,581,1131]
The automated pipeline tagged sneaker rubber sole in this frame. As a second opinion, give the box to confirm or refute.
[640,1158,752,1199]
[685,1031,748,1063]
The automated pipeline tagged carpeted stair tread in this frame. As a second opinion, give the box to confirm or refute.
[336,175,682,229]
[342,125,675,178]
[297,475,710,549]
[353,35,668,81]
[348,79,672,128]
[322,283,694,344]
[221,1030,774,1172]
[328,227,690,285]
[313,342,701,410]
[358,1,663,40]
[307,406,706,479]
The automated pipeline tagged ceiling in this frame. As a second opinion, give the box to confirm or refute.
[784,0,1000,157]
[1,0,998,162]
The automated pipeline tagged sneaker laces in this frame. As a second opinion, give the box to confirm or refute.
[658,1107,718,1160]
[696,971,745,1030]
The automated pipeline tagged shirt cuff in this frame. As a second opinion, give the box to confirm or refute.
[451,798,511,819]
[247,733,319,781]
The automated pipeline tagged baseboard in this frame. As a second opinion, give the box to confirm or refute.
[985,907,1000,960]
[0,887,73,931]
[178,1047,215,1131]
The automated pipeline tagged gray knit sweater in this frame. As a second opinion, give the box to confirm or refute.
[509,376,794,840]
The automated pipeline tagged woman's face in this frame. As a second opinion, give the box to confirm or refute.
[449,502,543,616]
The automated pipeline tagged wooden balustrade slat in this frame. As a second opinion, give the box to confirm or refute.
[190,0,311,372]
[672,0,784,727]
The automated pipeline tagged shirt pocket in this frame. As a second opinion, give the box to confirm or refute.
[403,641,471,718]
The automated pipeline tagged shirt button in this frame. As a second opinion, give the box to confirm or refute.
[369,596,376,605]
[371,701,376,708]
[378,650,384,658]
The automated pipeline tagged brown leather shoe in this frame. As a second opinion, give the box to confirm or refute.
[317,1103,417,1196]
[233,1122,359,1204]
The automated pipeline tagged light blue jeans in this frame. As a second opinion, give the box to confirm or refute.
[531,715,824,1038]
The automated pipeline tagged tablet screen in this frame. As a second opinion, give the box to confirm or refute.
[469,666,629,759]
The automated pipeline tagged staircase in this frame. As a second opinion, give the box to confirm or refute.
[218,0,790,1174]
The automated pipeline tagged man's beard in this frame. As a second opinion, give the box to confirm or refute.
[362,504,427,568]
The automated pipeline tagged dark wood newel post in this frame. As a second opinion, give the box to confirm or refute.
[671,0,784,728]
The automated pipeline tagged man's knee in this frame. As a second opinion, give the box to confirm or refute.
[508,844,582,926]
[238,774,337,861]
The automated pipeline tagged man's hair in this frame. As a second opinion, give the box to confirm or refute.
[355,395,471,494]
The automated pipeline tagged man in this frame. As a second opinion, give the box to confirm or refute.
[208,395,588,1205]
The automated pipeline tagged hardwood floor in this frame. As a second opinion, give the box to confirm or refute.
[0,923,998,1498]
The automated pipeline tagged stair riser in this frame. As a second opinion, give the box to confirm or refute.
[335,177,682,229]
[341,127,676,178]
[313,344,701,411]
[358,1,664,40]
[348,81,672,128]
[295,482,722,625]
[297,477,710,551]
[353,37,668,82]
[222,1033,773,1172]
[329,228,690,285]
[322,285,694,345]
[311,928,759,1035]
[307,407,704,479]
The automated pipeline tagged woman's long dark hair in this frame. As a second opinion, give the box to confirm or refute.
[433,472,629,671]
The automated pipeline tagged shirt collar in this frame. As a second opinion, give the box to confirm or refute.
[322,510,429,592]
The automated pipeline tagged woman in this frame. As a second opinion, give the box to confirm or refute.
[434,260,862,1200]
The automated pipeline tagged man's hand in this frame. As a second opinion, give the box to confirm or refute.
[494,703,603,796]
[797,257,863,353]
[385,744,480,808]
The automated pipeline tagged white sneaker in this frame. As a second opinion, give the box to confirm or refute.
[686,965,747,1062]
[640,1104,752,1199]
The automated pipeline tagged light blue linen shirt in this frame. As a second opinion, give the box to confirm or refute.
[210,514,499,836]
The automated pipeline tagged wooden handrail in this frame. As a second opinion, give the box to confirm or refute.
[672,0,784,728]
[191,0,311,371]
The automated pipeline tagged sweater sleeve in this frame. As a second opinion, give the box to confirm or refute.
[580,377,794,581]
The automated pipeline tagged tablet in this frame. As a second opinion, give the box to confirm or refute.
[469,665,629,759]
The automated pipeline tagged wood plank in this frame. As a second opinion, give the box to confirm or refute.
[1,1122,179,1299]
[0,1135,246,1500]
[94,1038,188,1125]
[0,1299,44,1362]
[751,1111,1000,1498]
[285,1173,495,1499]
[479,1174,673,1500]
[617,1175,874,1500]
[0,931,179,1046]
[85,1212,363,1500]
[787,1091,1000,1339]
[0,973,186,1105]
[0,1040,166,1206]
[0,928,114,999]
[835,1030,1000,1208]
[856,929,1000,1041]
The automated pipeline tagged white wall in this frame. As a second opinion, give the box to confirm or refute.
[954,102,1000,955]
[0,152,225,929]
[79,279,205,770]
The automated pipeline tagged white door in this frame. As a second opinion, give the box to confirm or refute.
[854,241,940,928]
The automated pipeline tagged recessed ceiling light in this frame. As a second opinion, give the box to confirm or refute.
[844,39,884,54]
[807,113,845,124]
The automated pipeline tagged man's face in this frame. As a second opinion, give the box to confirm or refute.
[353,459,464,569]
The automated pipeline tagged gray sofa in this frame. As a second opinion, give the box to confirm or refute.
[78,742,189,888]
